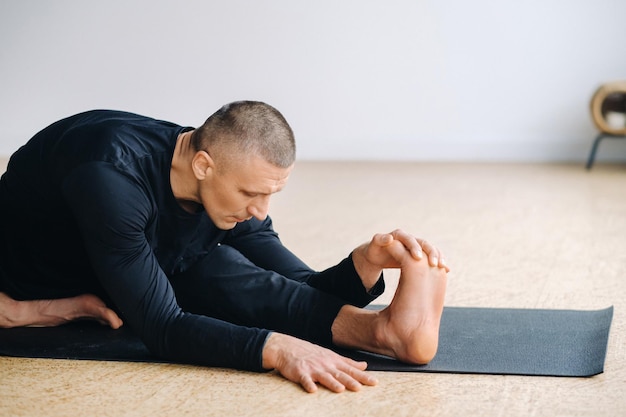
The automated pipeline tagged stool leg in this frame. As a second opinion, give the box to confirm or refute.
[586,133,605,170]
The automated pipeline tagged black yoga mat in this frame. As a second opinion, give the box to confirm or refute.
[0,306,613,377]
[345,305,614,377]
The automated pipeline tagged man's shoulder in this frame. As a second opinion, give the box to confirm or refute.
[64,109,182,135]
[51,110,185,166]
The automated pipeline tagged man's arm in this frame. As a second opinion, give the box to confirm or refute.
[223,217,384,307]
[225,221,448,303]
[62,163,270,371]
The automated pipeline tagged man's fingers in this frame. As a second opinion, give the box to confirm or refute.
[388,230,450,271]
[416,238,449,270]
[391,229,423,260]
[316,367,372,393]
[300,375,318,393]
[333,370,364,392]
[415,238,433,262]
[439,257,450,272]
[300,360,377,394]
[345,359,368,371]
[340,374,363,392]
[381,240,411,265]
[411,246,424,260]
[341,362,378,387]
[373,233,394,247]
[426,245,440,267]
[318,372,347,393]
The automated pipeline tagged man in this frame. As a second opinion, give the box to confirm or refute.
[0,101,448,393]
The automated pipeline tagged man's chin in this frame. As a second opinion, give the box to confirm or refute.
[215,221,238,231]
[205,213,237,230]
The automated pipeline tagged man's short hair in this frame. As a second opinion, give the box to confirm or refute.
[191,101,296,168]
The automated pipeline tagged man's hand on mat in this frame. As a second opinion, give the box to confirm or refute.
[262,332,378,393]
[353,229,449,289]
[0,292,123,329]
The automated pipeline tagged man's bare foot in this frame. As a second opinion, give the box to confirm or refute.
[332,240,447,364]
[0,292,123,329]
[376,252,447,364]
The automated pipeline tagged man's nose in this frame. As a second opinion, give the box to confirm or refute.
[248,196,270,221]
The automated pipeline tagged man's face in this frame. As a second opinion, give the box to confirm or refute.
[198,155,293,230]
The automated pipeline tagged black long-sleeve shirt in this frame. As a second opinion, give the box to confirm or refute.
[0,110,379,371]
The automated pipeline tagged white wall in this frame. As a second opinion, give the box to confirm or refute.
[1,0,625,162]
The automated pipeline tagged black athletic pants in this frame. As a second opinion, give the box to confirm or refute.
[170,244,383,347]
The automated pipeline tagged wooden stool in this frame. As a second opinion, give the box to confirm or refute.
[586,81,626,169]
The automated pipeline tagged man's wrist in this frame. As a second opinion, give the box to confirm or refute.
[261,332,280,370]
[352,245,383,291]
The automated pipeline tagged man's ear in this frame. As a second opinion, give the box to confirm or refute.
[191,151,215,180]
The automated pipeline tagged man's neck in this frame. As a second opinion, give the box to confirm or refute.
[170,130,202,213]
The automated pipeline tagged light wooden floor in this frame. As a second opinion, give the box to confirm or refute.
[1,159,625,417]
